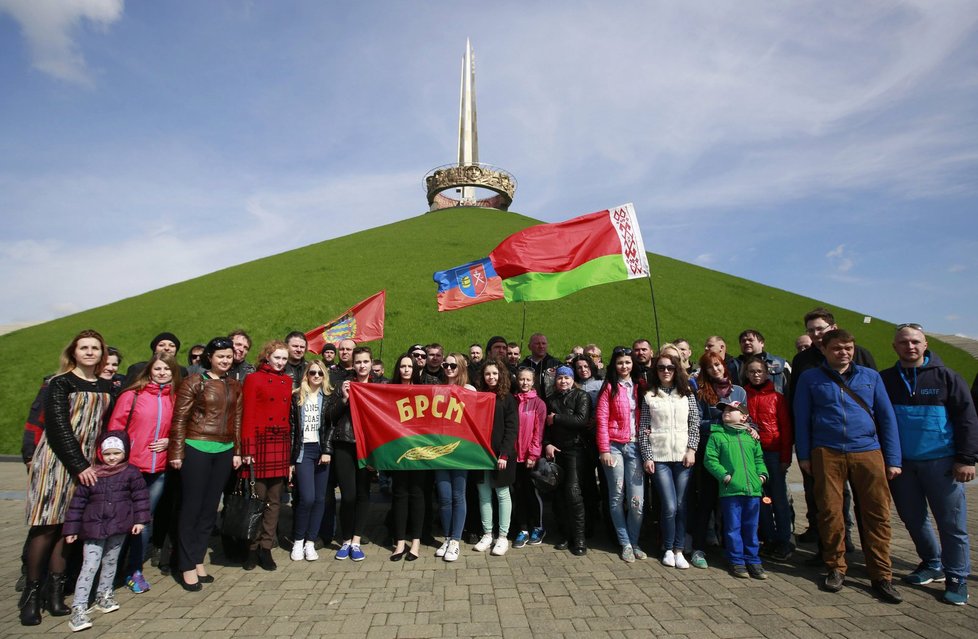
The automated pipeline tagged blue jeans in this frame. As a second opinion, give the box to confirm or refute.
[650,461,691,551]
[720,495,761,565]
[434,469,467,540]
[604,441,644,549]
[890,456,971,579]
[126,471,165,575]
[759,451,792,546]
[293,443,330,541]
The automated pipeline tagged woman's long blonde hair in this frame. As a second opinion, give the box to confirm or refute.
[295,360,333,404]
[445,352,471,387]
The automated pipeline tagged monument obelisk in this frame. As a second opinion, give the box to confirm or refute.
[425,40,516,211]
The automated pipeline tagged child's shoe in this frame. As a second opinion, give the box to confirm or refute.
[68,605,92,632]
[126,570,150,594]
[93,591,120,613]
[746,563,768,580]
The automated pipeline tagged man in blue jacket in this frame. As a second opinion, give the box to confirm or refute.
[795,329,903,603]
[881,323,977,605]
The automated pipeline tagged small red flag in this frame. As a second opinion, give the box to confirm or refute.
[305,290,385,354]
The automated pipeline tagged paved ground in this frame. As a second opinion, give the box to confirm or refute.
[1,461,977,638]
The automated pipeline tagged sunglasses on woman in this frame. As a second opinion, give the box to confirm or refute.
[307,370,324,378]
[441,362,458,370]
[656,364,676,372]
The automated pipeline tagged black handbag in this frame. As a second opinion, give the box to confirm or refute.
[221,463,265,542]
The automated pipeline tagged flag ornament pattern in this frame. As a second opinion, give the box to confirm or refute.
[304,290,385,354]
[349,383,496,471]
[432,203,648,311]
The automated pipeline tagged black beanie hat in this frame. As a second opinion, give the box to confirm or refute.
[150,332,181,353]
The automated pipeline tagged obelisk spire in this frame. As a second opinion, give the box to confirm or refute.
[424,40,516,211]
[458,39,479,177]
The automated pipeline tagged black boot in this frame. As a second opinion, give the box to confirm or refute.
[242,549,258,571]
[46,572,70,617]
[257,548,277,571]
[19,580,42,626]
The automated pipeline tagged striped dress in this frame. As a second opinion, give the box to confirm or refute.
[26,372,113,526]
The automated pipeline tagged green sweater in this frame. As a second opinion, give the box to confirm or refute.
[704,423,768,498]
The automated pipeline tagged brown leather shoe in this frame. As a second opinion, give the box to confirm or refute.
[872,579,903,604]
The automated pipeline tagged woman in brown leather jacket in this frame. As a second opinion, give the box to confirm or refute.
[168,337,243,591]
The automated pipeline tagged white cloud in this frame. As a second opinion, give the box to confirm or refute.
[694,253,716,266]
[826,244,854,273]
[0,0,123,85]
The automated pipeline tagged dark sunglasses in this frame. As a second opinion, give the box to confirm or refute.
[656,364,676,372]
[441,362,458,371]
[412,352,427,359]
[189,353,203,361]
[896,322,924,331]
[307,370,324,378]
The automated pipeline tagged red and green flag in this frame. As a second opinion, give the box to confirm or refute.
[433,203,649,311]
[304,290,385,354]
[348,383,496,471]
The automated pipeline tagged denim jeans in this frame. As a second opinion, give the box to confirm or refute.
[650,461,691,551]
[434,469,467,540]
[720,496,761,565]
[604,441,644,549]
[292,443,330,541]
[127,471,166,575]
[890,456,971,579]
[759,451,792,545]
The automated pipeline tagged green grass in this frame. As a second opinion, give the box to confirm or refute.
[1,207,974,454]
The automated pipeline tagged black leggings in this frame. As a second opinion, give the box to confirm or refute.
[177,446,234,571]
[332,442,370,541]
[391,470,427,541]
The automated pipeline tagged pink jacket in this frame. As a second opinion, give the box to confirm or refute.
[107,383,174,474]
[596,382,638,453]
[515,391,546,463]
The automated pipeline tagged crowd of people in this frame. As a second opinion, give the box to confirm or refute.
[15,306,978,631]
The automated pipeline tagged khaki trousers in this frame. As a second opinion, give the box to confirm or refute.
[812,447,893,581]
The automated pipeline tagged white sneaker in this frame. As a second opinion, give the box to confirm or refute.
[291,539,304,561]
[491,537,510,556]
[303,540,319,561]
[674,551,690,569]
[435,539,450,558]
[474,533,493,552]
[662,549,675,567]
[444,540,460,562]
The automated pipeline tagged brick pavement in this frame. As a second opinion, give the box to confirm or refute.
[1,460,976,638]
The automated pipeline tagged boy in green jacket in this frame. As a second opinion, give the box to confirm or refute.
[704,400,769,579]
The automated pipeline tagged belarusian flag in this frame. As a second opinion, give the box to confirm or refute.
[432,203,649,311]
[348,383,496,471]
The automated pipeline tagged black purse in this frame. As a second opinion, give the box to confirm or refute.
[221,463,265,541]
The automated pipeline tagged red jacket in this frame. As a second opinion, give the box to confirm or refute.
[745,381,793,464]
[107,383,174,474]
[241,365,293,478]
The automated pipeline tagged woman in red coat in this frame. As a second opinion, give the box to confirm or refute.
[241,340,292,571]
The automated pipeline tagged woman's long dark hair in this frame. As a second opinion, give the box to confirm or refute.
[599,350,634,399]
[477,358,510,397]
[648,353,692,396]
[571,354,596,384]
[389,353,421,385]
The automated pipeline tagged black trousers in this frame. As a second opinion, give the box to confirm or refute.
[332,442,370,541]
[177,446,233,572]
[391,470,427,541]
[553,448,587,544]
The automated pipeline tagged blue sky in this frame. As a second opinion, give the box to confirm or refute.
[1,1,976,337]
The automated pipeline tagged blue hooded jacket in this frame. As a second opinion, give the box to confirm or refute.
[794,363,901,467]
[880,351,978,464]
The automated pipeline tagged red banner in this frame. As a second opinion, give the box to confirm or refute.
[349,383,496,471]
[305,290,385,354]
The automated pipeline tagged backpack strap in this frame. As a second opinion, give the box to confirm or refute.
[826,372,877,433]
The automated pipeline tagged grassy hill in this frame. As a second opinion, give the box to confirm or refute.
[1,207,975,454]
